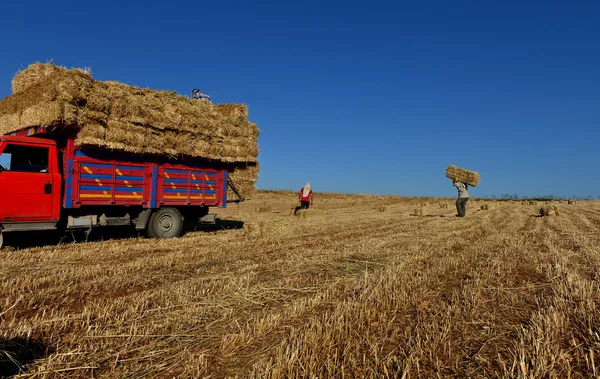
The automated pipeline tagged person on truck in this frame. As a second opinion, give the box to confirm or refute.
[453,178,469,217]
[294,182,312,215]
[192,88,211,102]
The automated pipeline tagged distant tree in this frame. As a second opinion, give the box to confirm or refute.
[513,194,519,200]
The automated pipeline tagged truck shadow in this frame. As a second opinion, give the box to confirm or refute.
[2,219,245,250]
[0,336,53,378]
[184,219,245,233]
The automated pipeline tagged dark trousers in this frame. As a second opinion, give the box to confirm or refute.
[456,198,468,217]
[294,201,310,214]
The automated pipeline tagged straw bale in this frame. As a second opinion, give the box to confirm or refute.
[12,63,92,96]
[227,163,259,201]
[215,104,249,122]
[445,164,480,187]
[4,63,260,149]
[243,220,263,237]
[0,114,19,132]
[540,206,559,217]
[1,63,260,200]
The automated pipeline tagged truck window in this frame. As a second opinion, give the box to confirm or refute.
[0,144,49,173]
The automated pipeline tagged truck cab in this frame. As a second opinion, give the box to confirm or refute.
[0,136,62,231]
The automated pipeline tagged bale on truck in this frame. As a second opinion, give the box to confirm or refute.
[0,63,260,247]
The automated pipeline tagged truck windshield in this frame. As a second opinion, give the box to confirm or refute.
[0,144,49,173]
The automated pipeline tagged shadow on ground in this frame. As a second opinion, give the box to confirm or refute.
[2,219,245,251]
[0,337,53,378]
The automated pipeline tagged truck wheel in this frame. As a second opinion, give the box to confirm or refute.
[147,208,183,239]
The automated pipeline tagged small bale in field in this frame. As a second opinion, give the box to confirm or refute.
[377,206,386,212]
[568,200,577,205]
[243,221,264,237]
[539,206,560,217]
[439,203,449,209]
[289,204,298,215]
[412,208,424,216]
[480,204,489,210]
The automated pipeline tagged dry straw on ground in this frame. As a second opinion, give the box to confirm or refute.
[0,63,260,199]
[1,191,600,377]
[445,164,480,187]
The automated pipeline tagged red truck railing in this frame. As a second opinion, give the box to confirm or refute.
[62,139,228,209]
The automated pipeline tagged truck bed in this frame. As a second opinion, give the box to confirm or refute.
[64,146,228,209]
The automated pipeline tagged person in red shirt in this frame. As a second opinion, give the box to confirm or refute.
[295,182,312,215]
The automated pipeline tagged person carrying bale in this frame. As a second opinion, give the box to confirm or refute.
[295,183,313,215]
[453,179,469,217]
[192,88,211,102]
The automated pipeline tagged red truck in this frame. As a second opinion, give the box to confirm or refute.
[0,126,230,247]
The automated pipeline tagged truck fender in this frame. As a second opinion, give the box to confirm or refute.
[135,209,153,230]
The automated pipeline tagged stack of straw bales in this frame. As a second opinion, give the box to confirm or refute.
[540,206,560,217]
[0,63,259,200]
[445,165,480,187]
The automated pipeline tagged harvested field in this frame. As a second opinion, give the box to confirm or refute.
[1,192,600,378]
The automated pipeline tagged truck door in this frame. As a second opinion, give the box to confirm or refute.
[0,143,54,221]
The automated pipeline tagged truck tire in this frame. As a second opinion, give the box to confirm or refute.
[147,208,183,239]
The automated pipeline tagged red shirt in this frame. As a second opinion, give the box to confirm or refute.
[299,189,312,202]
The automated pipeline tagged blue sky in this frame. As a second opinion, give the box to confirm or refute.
[1,1,599,198]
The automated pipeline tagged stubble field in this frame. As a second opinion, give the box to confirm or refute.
[1,191,599,378]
